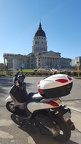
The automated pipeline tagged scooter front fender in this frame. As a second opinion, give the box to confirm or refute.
[5,96,12,102]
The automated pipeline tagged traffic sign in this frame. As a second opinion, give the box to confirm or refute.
[77,69,80,73]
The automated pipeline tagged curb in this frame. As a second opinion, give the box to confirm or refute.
[74,77,81,79]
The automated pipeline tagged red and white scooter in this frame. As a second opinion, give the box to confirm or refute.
[6,70,75,143]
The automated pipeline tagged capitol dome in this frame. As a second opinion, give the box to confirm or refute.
[34,22,46,37]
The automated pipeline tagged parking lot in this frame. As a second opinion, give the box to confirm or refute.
[0,76,81,144]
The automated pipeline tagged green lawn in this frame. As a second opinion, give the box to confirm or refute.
[21,69,35,72]
[0,69,35,75]
[8,69,35,73]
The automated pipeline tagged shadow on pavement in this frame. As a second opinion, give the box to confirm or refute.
[11,114,78,144]
[0,76,33,97]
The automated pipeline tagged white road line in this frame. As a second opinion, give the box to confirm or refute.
[0,119,13,126]
[69,106,81,113]
[28,136,36,144]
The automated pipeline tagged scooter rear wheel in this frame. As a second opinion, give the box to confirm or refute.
[6,101,15,113]
[53,117,71,143]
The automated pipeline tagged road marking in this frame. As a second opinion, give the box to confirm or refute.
[0,131,13,139]
[0,119,13,126]
[28,136,36,144]
[69,106,81,113]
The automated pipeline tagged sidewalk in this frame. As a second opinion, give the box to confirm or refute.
[71,110,81,132]
[62,100,81,132]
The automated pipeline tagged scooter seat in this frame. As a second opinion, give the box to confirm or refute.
[27,92,43,103]
[32,93,43,100]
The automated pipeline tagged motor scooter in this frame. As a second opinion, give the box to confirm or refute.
[6,68,75,143]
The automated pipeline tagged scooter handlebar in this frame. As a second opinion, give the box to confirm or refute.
[13,71,27,84]
[15,71,20,78]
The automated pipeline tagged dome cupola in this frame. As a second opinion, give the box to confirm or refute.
[32,22,47,53]
[34,22,46,37]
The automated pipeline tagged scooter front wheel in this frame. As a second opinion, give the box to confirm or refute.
[6,101,15,113]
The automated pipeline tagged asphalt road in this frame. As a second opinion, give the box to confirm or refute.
[0,76,81,144]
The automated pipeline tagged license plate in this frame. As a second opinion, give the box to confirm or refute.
[63,112,71,122]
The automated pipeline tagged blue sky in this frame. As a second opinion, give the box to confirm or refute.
[0,0,81,63]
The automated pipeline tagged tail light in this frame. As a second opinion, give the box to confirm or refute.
[38,81,40,84]
[46,100,59,107]
[38,88,43,94]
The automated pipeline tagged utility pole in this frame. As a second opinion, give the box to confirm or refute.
[77,62,80,77]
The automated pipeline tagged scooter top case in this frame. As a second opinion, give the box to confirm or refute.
[37,74,73,98]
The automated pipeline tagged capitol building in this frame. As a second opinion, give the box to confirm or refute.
[3,22,71,70]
